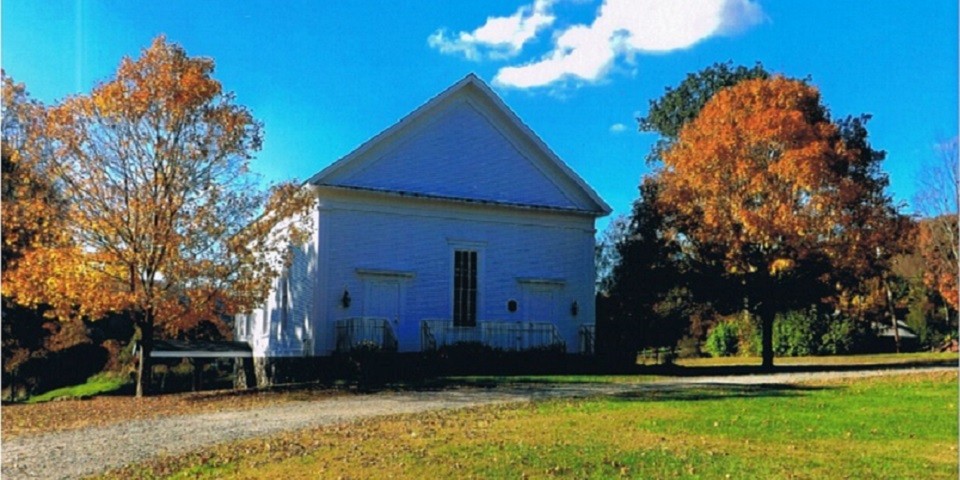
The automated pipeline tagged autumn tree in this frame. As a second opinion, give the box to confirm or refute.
[640,61,769,165]
[597,62,772,359]
[656,76,906,368]
[1,73,63,399]
[1,73,62,269]
[914,138,959,311]
[3,37,314,397]
[918,217,958,310]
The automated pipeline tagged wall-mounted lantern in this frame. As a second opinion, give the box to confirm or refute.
[507,299,518,313]
[341,289,351,308]
[571,300,579,316]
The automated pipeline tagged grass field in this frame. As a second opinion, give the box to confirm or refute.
[24,373,128,404]
[102,370,958,479]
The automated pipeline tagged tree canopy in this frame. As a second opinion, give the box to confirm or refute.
[640,61,769,165]
[2,37,315,396]
[655,76,907,367]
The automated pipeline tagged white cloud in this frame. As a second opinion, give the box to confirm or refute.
[609,123,628,133]
[492,0,766,88]
[428,0,558,61]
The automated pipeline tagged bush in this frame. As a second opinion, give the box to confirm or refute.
[733,314,761,356]
[820,317,856,355]
[705,321,740,357]
[676,335,703,358]
[437,341,501,360]
[773,308,819,357]
[333,341,398,387]
[771,307,865,356]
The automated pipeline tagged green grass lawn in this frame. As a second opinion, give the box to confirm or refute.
[103,370,958,479]
[25,373,128,404]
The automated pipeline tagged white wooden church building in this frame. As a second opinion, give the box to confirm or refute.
[236,74,610,361]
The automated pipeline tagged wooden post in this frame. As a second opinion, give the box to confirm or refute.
[191,358,204,392]
[883,277,901,353]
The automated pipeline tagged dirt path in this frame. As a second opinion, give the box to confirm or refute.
[2,366,953,480]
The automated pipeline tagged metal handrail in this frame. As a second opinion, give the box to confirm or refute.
[421,319,565,351]
[421,321,437,351]
[382,320,398,351]
[579,324,595,355]
[335,317,398,352]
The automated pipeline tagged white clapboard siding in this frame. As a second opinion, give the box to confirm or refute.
[314,191,597,354]
[240,74,608,358]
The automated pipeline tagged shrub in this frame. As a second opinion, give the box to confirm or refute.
[335,342,399,387]
[820,317,856,355]
[676,335,702,358]
[732,313,761,356]
[773,308,820,357]
[771,307,866,356]
[705,321,740,357]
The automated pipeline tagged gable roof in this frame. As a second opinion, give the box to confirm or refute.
[307,74,611,216]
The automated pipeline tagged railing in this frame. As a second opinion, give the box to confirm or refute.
[637,347,676,365]
[421,321,438,351]
[421,320,565,352]
[335,317,398,352]
[579,324,595,355]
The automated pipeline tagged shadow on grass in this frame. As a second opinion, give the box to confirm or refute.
[57,354,953,401]
[609,383,831,403]
[214,356,955,395]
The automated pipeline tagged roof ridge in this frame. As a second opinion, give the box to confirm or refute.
[306,74,611,216]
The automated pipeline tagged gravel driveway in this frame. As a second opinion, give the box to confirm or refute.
[2,366,953,479]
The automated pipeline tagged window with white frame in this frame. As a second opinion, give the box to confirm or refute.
[453,250,478,327]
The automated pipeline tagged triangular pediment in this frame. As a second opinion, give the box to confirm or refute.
[309,75,610,215]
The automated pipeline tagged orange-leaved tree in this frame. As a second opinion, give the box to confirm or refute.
[1,72,89,398]
[2,37,315,397]
[657,76,907,368]
[914,138,958,311]
[918,217,959,310]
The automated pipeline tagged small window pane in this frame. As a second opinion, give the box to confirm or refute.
[453,250,477,327]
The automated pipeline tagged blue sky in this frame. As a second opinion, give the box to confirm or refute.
[3,1,957,233]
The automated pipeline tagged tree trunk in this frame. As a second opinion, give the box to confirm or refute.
[191,358,204,392]
[7,369,18,402]
[135,318,154,398]
[883,278,900,353]
[234,357,256,389]
[760,309,775,370]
